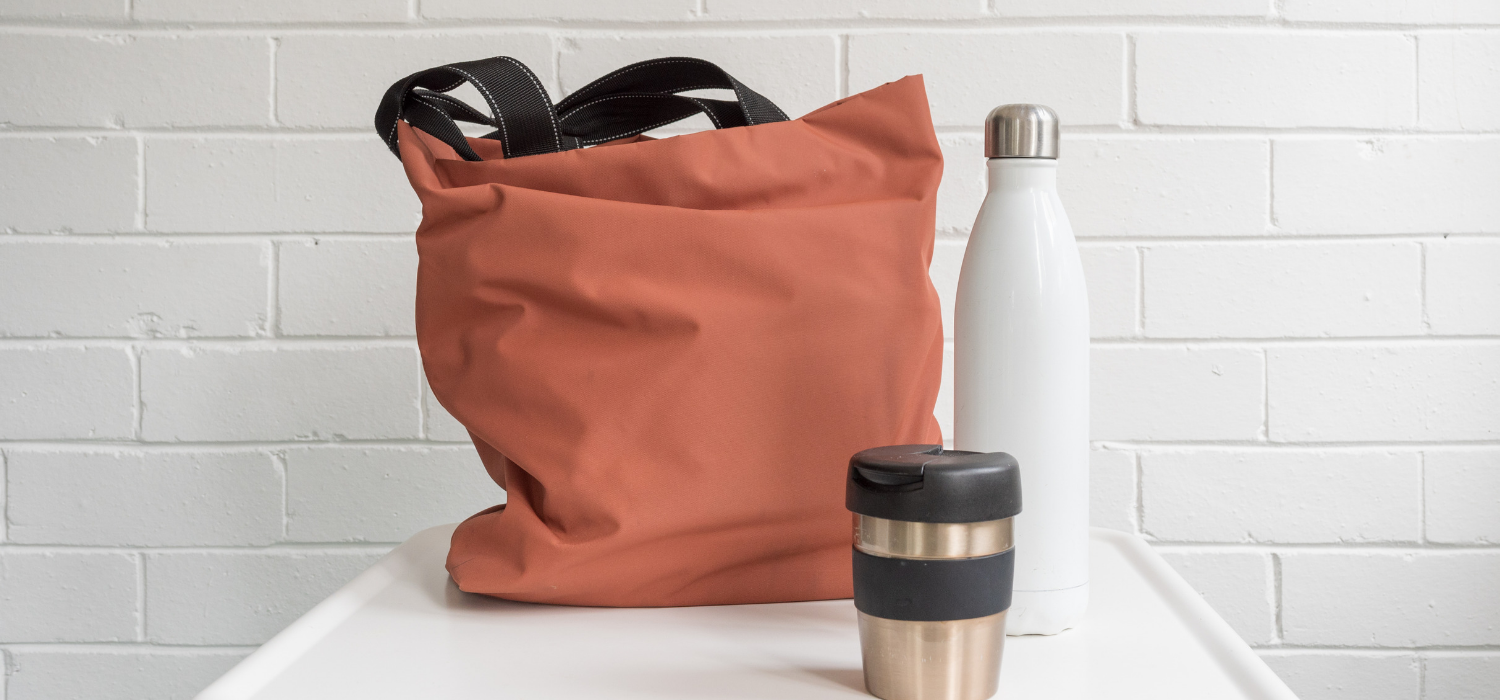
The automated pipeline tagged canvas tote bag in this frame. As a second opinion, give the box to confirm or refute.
[376,56,944,607]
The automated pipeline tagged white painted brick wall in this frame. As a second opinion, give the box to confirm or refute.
[6,451,282,546]
[1143,451,1421,543]
[1136,33,1416,128]
[0,240,269,338]
[1281,552,1500,646]
[0,36,271,128]
[2,4,1497,699]
[145,551,386,645]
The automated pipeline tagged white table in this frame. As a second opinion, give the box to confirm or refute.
[198,525,1297,699]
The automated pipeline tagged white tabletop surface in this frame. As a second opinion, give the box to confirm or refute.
[198,525,1297,700]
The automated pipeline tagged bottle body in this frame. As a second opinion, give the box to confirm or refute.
[953,157,1089,635]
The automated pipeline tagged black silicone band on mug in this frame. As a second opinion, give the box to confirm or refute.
[852,547,1014,622]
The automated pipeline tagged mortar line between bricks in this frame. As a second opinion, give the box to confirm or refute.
[133,135,146,231]
[1,451,8,544]
[2,19,1499,32]
[1148,542,1500,552]
[134,551,146,642]
[128,344,143,439]
[0,338,423,349]
[13,232,1496,244]
[1265,138,1277,231]
[1123,32,1137,128]
[0,643,260,653]
[1259,347,1269,442]
[1418,451,1428,544]
[268,36,280,126]
[273,451,289,541]
[1093,439,1500,449]
[1253,644,1500,652]
[1271,553,1283,644]
[7,126,1500,137]
[5,335,1499,348]
[1131,451,1144,536]
[836,34,849,98]
[1411,33,1421,128]
[0,440,474,450]
[1419,652,1428,700]
[1420,241,1432,332]
[266,240,281,337]
[0,543,399,554]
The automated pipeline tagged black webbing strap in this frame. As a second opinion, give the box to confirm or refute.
[555,57,789,146]
[376,56,787,161]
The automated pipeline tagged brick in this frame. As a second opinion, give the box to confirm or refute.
[1258,652,1419,700]
[424,0,695,20]
[0,552,137,642]
[1425,450,1500,544]
[1092,347,1264,441]
[1080,244,1139,338]
[146,550,386,645]
[1158,551,1274,644]
[144,138,420,233]
[1427,239,1500,335]
[278,239,416,336]
[1090,448,1135,532]
[703,0,981,20]
[1281,551,1500,646]
[0,240,268,338]
[0,0,125,19]
[286,447,500,542]
[1420,34,1500,131]
[849,33,1124,127]
[0,348,134,440]
[1424,653,1500,700]
[6,451,282,546]
[0,36,268,128]
[1143,451,1420,543]
[994,0,1267,16]
[134,0,408,22]
[1136,33,1415,128]
[1144,241,1422,338]
[936,136,985,236]
[1274,139,1500,235]
[425,377,473,442]
[0,137,137,233]
[6,649,246,700]
[562,36,838,121]
[1268,345,1500,442]
[277,34,552,129]
[1281,0,1500,23]
[1063,138,1268,238]
[140,346,420,441]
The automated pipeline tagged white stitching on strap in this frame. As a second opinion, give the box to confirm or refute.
[495,56,561,152]
[558,84,723,121]
[446,66,510,157]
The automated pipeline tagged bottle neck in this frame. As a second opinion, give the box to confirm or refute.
[986,157,1058,192]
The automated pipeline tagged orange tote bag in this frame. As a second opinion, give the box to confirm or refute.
[376,56,944,607]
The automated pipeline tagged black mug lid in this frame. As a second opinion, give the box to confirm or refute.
[845,444,1022,524]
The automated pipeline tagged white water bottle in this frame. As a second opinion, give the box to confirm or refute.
[954,104,1089,635]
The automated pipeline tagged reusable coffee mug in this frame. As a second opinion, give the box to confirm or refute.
[846,445,1023,700]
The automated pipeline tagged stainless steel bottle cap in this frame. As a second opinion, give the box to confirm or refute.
[984,103,1059,159]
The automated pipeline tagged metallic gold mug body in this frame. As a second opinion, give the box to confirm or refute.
[859,610,1006,700]
[855,515,1013,700]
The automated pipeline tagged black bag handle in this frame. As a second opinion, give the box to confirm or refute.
[376,56,788,161]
